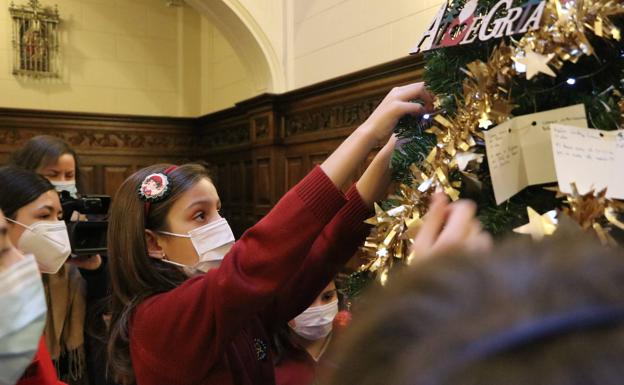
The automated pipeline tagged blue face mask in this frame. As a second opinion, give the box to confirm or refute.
[0,254,47,385]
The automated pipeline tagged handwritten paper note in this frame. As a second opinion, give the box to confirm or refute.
[616,133,624,198]
[551,125,624,198]
[484,104,588,204]
[484,120,527,204]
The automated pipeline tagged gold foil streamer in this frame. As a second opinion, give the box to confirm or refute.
[362,0,624,283]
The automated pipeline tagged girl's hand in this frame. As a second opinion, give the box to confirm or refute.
[320,83,433,190]
[409,193,492,263]
[361,83,434,143]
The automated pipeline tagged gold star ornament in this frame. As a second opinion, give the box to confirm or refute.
[513,207,558,241]
[513,49,556,80]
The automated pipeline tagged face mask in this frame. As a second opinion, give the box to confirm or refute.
[159,218,235,263]
[7,219,72,274]
[290,300,339,341]
[50,180,78,199]
[0,254,47,385]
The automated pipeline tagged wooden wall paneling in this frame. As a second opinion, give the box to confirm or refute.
[77,154,190,197]
[242,160,255,232]
[230,161,244,204]
[0,108,197,197]
[103,166,132,198]
[227,157,250,238]
[78,165,96,195]
[255,156,272,206]
[244,160,254,203]
[309,153,328,170]
[216,162,231,206]
[284,155,304,191]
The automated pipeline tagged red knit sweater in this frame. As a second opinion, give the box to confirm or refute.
[274,343,317,385]
[17,337,66,385]
[129,167,371,385]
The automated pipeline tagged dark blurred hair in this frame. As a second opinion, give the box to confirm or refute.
[0,166,55,219]
[329,236,624,385]
[107,163,212,384]
[9,135,83,192]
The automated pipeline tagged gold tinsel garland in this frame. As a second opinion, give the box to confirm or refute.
[362,0,624,283]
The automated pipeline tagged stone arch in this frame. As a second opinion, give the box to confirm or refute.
[184,0,285,93]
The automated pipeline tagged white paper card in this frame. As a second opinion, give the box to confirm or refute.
[484,120,526,204]
[484,104,588,204]
[513,105,588,185]
[615,133,624,197]
[551,125,624,198]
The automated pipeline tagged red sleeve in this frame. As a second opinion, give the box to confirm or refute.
[16,337,66,385]
[263,185,372,328]
[130,166,346,383]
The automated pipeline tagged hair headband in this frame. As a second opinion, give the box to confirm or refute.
[139,165,178,218]
[419,304,624,385]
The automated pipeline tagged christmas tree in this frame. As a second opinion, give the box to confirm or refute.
[345,0,624,298]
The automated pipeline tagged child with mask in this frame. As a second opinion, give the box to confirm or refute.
[272,281,341,385]
[10,136,111,384]
[105,83,481,385]
[0,207,66,384]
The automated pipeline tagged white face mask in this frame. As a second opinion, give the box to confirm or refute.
[7,219,72,274]
[158,218,235,264]
[290,300,339,341]
[0,254,47,385]
[50,180,78,199]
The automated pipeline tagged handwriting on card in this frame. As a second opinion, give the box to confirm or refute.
[485,104,588,205]
[484,121,527,204]
[551,125,624,199]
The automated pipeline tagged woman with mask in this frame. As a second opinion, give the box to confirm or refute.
[106,83,488,385]
[10,135,82,199]
[272,281,341,385]
[10,136,110,384]
[0,182,67,384]
[0,166,89,384]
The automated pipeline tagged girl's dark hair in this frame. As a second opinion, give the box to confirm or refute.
[106,163,212,384]
[9,135,83,192]
[330,236,624,385]
[0,166,55,219]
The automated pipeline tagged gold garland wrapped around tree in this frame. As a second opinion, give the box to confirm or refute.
[358,0,624,287]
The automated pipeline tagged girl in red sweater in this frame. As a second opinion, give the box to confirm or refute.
[106,83,434,385]
[272,281,341,385]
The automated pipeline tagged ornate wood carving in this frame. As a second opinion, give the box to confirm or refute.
[284,96,382,137]
[0,128,195,152]
[198,123,250,149]
[0,108,196,156]
[253,116,270,139]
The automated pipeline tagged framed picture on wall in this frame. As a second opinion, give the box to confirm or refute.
[9,0,60,78]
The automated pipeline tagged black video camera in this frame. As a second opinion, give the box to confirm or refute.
[59,191,110,257]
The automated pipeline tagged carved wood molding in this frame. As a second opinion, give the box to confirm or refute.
[0,108,197,156]
[197,123,250,150]
[284,95,382,138]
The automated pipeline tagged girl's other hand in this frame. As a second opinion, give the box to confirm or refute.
[409,193,492,263]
